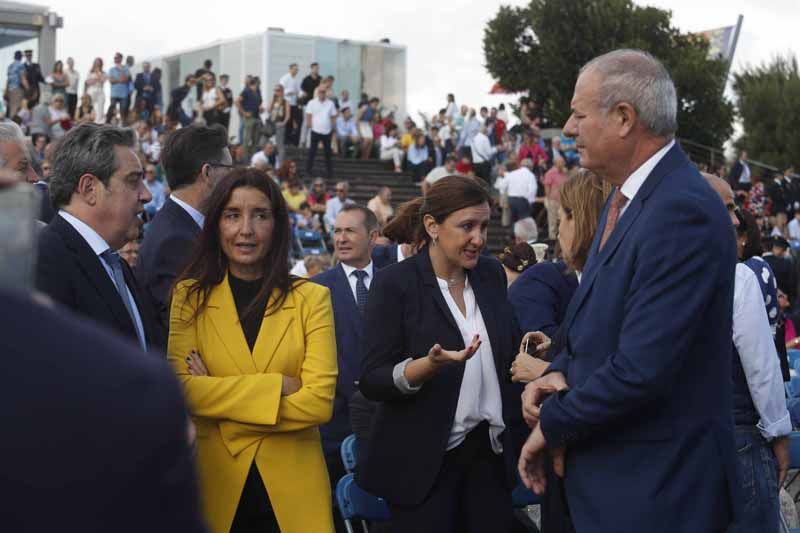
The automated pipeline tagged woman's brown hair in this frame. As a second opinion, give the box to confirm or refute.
[383,174,493,245]
[559,169,611,271]
[174,167,299,322]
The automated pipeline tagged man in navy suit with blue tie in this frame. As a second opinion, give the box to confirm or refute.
[313,205,380,489]
[518,50,739,533]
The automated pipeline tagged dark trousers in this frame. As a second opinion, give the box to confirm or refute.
[106,96,127,123]
[388,422,512,533]
[408,161,431,182]
[307,131,333,179]
[66,93,78,118]
[474,161,492,183]
[508,196,531,225]
[230,462,279,533]
[287,105,303,146]
[727,426,780,533]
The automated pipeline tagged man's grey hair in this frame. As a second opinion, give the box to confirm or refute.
[581,49,677,138]
[50,123,136,209]
[336,181,349,193]
[514,217,538,244]
[0,121,26,167]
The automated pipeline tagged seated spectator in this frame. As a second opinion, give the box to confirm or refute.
[119,237,141,269]
[251,142,277,169]
[46,94,72,140]
[74,94,96,125]
[294,201,321,231]
[788,210,800,242]
[356,97,379,159]
[367,186,394,227]
[282,178,307,213]
[143,163,166,215]
[276,158,299,186]
[380,125,404,173]
[400,118,415,150]
[336,106,360,158]
[290,254,332,278]
[307,177,330,217]
[324,181,354,232]
[514,217,539,245]
[772,212,790,240]
[406,132,432,181]
[423,154,458,195]
[518,130,547,170]
[498,242,538,287]
[455,154,473,177]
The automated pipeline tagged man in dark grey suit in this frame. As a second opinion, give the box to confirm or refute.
[136,124,231,327]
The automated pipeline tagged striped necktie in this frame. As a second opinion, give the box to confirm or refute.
[599,189,628,251]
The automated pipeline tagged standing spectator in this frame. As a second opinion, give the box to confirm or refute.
[74,94,96,125]
[134,62,158,115]
[543,157,569,239]
[5,50,25,118]
[193,59,213,100]
[218,74,233,131]
[547,136,567,169]
[745,170,767,218]
[236,76,263,157]
[85,58,106,125]
[407,132,432,181]
[312,205,380,525]
[498,154,537,225]
[64,57,79,118]
[35,124,161,352]
[356,96,379,159]
[137,124,232,327]
[47,60,68,97]
[470,124,501,182]
[251,141,277,169]
[299,62,322,147]
[167,75,196,127]
[267,84,290,164]
[380,124,404,173]
[279,63,301,146]
[200,73,225,127]
[106,53,131,124]
[324,181,354,231]
[728,150,752,192]
[444,93,458,122]
[124,55,136,118]
[457,108,480,155]
[22,49,44,107]
[335,105,359,158]
[367,185,394,227]
[518,130,548,172]
[143,163,166,215]
[168,168,337,533]
[305,87,337,179]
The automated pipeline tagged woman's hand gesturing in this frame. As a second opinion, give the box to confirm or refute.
[427,334,482,368]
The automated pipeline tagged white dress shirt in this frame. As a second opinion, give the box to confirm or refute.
[470,132,497,164]
[618,139,675,217]
[392,277,505,453]
[170,194,205,228]
[306,98,337,135]
[503,167,538,203]
[279,72,301,106]
[733,263,792,440]
[58,211,147,349]
[340,261,374,304]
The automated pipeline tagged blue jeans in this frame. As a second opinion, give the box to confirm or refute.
[728,426,780,533]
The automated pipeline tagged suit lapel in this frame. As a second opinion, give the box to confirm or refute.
[53,216,137,335]
[206,273,257,374]
[165,197,202,237]
[252,290,295,373]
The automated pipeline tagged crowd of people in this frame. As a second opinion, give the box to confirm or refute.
[2,45,800,533]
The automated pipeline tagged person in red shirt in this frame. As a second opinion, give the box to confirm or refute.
[518,130,548,171]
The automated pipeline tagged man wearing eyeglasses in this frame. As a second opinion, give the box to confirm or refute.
[324,181,354,234]
[137,124,233,329]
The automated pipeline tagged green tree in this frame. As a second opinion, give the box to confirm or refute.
[732,55,800,167]
[483,0,734,148]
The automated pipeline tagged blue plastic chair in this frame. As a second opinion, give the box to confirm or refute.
[335,473,391,533]
[340,434,357,474]
[790,376,800,398]
[788,350,800,372]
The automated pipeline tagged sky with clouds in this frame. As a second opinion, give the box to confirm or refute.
[42,0,800,121]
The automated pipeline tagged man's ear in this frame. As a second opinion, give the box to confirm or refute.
[75,173,99,206]
[614,102,637,139]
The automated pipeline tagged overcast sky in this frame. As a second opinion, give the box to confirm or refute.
[45,0,800,119]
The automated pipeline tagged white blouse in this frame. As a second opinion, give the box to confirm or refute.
[393,276,505,453]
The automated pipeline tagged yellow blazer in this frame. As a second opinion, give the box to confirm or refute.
[168,274,337,533]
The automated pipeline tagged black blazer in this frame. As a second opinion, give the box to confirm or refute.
[136,197,201,327]
[0,289,205,532]
[35,214,165,352]
[358,247,525,506]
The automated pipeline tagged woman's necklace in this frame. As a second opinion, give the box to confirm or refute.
[446,274,465,289]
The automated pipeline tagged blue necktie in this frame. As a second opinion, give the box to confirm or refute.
[352,270,369,314]
[101,250,147,351]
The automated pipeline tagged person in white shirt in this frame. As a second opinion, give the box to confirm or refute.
[788,211,800,242]
[335,106,360,158]
[279,63,302,146]
[470,124,504,182]
[423,154,459,195]
[380,124,404,173]
[444,93,458,121]
[65,57,80,118]
[497,154,537,224]
[305,87,337,179]
[250,142,277,170]
[705,174,790,533]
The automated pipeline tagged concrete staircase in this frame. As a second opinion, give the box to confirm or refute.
[286,147,512,254]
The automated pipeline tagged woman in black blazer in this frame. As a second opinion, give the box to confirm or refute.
[358,175,526,533]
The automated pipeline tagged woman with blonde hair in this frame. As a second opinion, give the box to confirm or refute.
[84,58,106,124]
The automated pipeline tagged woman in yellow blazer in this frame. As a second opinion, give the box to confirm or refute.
[168,167,337,533]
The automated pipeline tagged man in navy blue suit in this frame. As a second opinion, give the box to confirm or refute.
[518,49,739,533]
[312,205,380,488]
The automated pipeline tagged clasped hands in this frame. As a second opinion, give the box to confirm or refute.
[185,350,301,396]
[518,368,568,495]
